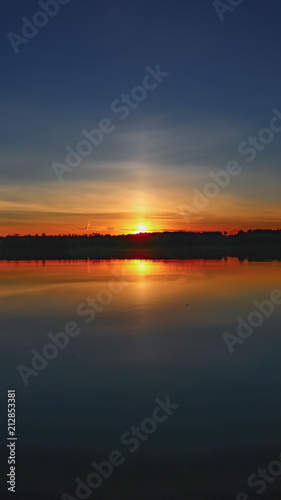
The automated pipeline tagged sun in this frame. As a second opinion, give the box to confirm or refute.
[134,223,149,234]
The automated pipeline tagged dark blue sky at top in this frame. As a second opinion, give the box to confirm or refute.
[1,0,281,187]
[2,0,281,116]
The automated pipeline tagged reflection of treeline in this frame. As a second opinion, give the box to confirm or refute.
[0,229,281,260]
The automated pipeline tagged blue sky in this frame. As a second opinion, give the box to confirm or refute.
[1,0,281,234]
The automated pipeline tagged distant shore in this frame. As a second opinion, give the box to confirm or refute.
[0,230,280,261]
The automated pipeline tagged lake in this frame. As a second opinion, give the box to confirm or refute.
[1,258,281,499]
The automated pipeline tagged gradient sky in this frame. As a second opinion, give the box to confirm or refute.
[1,0,281,235]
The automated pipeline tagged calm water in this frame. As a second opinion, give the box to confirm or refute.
[1,259,281,499]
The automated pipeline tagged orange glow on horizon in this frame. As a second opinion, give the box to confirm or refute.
[1,224,281,236]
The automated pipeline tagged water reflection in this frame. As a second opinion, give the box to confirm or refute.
[1,259,281,499]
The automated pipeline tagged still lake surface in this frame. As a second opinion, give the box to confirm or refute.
[1,259,281,499]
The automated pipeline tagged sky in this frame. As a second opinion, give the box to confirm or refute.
[1,0,281,235]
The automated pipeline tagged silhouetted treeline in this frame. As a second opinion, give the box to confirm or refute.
[0,229,281,260]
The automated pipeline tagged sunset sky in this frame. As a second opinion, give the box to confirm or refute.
[1,0,281,235]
